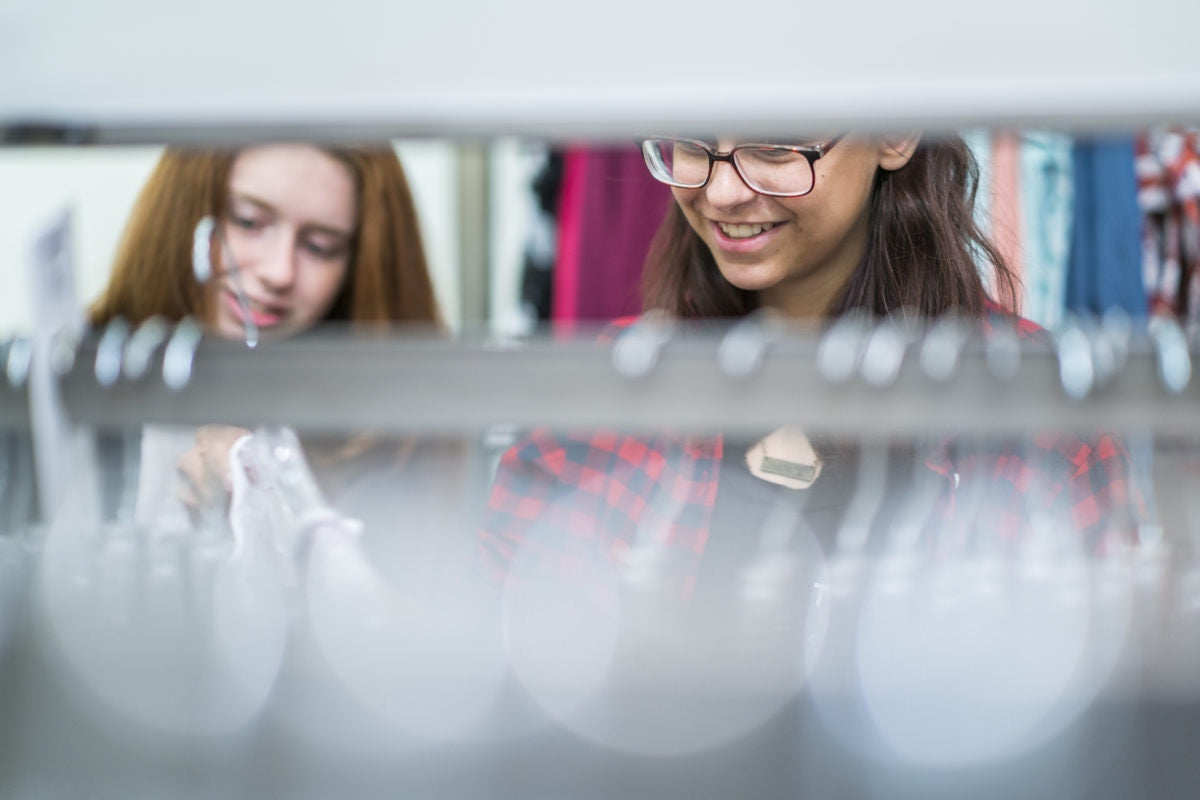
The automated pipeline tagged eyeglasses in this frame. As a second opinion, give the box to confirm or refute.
[639,134,845,197]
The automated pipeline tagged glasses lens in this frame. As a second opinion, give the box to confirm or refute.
[735,148,815,195]
[643,139,711,187]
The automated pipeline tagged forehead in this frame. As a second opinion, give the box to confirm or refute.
[228,144,357,229]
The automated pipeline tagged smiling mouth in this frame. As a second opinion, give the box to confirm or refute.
[717,221,781,239]
[224,289,285,328]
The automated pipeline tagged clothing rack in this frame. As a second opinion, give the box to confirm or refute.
[1,314,1196,437]
[0,337,30,429]
[3,313,1200,800]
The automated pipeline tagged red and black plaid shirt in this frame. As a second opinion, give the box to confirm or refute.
[479,312,1144,581]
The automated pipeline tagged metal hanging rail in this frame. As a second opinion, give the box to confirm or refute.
[1,314,1194,436]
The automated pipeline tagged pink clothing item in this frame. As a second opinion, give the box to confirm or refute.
[551,147,674,324]
[551,149,588,325]
[991,131,1025,295]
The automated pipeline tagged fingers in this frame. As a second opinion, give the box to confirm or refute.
[176,447,222,521]
[194,425,251,492]
[176,425,251,523]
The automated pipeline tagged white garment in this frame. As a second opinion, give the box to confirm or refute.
[133,424,202,534]
[133,424,338,555]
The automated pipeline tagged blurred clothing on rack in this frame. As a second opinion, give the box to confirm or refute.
[969,131,1149,326]
[1138,127,1200,332]
[1019,132,1074,329]
[989,131,1024,296]
[1065,137,1147,319]
[520,146,673,326]
[518,150,562,323]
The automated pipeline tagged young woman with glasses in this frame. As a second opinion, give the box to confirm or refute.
[482,132,1141,586]
[478,133,1144,770]
[636,133,1015,320]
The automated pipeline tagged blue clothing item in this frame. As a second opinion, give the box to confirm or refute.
[963,129,992,240]
[1019,132,1074,329]
[1065,139,1147,318]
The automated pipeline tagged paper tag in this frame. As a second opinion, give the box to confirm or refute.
[745,426,823,490]
[28,207,86,520]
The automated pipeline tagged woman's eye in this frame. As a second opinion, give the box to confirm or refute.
[754,148,800,162]
[303,239,345,259]
[230,214,263,230]
[675,142,708,157]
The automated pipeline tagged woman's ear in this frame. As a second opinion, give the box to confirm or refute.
[878,132,922,171]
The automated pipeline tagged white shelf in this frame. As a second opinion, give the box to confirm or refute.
[3,0,1199,142]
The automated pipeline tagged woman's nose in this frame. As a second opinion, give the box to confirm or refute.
[248,235,297,293]
[704,160,758,211]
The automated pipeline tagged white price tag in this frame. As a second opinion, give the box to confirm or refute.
[28,207,86,520]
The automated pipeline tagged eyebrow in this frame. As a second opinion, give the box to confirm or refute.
[228,192,354,240]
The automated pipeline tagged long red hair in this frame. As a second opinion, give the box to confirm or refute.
[90,145,440,327]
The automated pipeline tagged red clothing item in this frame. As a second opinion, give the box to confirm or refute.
[479,314,1144,583]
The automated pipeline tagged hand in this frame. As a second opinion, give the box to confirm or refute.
[176,424,251,522]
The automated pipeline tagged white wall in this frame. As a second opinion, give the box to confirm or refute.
[0,146,163,336]
[393,140,462,329]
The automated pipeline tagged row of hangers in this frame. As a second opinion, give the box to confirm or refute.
[0,308,1197,436]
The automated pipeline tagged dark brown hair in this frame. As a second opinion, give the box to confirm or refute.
[641,134,1019,321]
[89,144,440,327]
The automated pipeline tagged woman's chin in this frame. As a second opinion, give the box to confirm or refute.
[716,265,784,294]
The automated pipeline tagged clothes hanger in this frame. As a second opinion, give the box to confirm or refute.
[0,336,38,663]
[193,216,258,348]
[1,337,37,540]
[35,324,287,738]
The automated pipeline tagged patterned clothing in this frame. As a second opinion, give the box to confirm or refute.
[1019,131,1074,329]
[479,313,1144,589]
[1137,127,1200,332]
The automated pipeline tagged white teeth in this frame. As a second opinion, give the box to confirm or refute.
[718,221,778,239]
